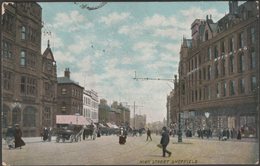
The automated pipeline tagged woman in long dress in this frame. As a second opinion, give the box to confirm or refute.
[14,124,25,149]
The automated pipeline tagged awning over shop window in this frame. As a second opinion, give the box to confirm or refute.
[56,115,90,125]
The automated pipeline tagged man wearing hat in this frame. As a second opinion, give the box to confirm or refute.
[160,126,172,157]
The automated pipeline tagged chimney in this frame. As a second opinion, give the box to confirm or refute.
[229,1,238,15]
[64,68,70,78]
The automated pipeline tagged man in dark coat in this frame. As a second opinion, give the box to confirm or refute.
[14,124,25,149]
[146,128,152,141]
[160,126,172,157]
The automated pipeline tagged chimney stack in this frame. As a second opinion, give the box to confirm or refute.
[64,68,70,78]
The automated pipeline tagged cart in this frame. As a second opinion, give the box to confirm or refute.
[55,115,88,143]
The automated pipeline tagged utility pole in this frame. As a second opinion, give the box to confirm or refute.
[133,71,183,142]
[126,101,143,129]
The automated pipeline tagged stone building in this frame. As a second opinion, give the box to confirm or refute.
[57,68,84,116]
[83,89,99,123]
[1,2,57,136]
[177,1,259,137]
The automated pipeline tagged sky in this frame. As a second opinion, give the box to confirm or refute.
[39,1,232,123]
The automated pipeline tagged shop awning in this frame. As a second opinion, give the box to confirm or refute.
[56,115,90,125]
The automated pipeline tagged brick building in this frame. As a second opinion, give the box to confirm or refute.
[175,1,259,137]
[57,68,84,116]
[1,2,57,136]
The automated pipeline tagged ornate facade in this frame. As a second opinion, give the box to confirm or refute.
[1,2,57,136]
[177,1,259,137]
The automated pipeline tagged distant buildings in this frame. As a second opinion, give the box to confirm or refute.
[1,2,57,136]
[167,1,259,137]
[130,114,146,129]
[98,99,130,127]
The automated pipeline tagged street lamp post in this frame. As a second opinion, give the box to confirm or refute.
[205,112,210,129]
[175,75,182,143]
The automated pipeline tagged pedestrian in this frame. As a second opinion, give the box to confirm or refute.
[14,124,25,149]
[5,125,15,149]
[146,128,152,141]
[237,129,241,140]
[48,127,52,142]
[160,126,172,157]
[83,128,86,140]
[42,127,49,141]
[227,129,230,139]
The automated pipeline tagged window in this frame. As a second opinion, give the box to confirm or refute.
[221,41,225,56]
[251,76,257,91]
[216,83,220,98]
[239,78,245,94]
[61,102,66,113]
[250,27,255,44]
[205,30,209,41]
[20,51,26,66]
[223,81,227,97]
[203,68,206,80]
[207,47,211,61]
[250,49,256,69]
[21,76,26,94]
[222,58,225,76]
[215,62,219,78]
[230,80,235,96]
[238,53,245,72]
[2,40,13,59]
[21,26,26,40]
[3,70,12,91]
[214,45,218,59]
[229,54,234,73]
[208,65,211,80]
[62,88,67,95]
[23,107,36,127]
[238,32,244,49]
[229,36,234,52]
[12,107,21,125]
[20,76,37,96]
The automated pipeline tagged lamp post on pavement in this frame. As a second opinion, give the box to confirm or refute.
[175,75,182,143]
[205,112,210,129]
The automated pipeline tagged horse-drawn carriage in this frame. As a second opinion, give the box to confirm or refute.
[55,115,87,143]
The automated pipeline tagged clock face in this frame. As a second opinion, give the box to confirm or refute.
[74,2,107,10]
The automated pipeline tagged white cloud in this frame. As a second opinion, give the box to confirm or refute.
[67,35,92,54]
[133,41,158,62]
[54,50,76,64]
[144,14,177,27]
[100,12,131,26]
[52,10,93,32]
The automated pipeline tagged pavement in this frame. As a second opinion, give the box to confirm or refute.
[2,135,259,165]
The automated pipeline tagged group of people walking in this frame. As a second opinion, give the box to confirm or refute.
[5,124,25,149]
[218,128,241,140]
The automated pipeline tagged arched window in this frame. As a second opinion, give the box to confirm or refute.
[205,30,209,41]
[12,107,21,125]
[23,107,36,127]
